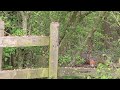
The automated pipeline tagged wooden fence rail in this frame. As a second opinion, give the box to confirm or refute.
[0,36,49,47]
[0,67,96,79]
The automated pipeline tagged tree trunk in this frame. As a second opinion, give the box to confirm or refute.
[102,12,112,49]
[20,11,27,35]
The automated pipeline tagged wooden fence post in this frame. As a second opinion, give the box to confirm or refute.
[0,20,4,70]
[49,22,59,79]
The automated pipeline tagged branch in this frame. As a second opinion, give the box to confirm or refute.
[110,11,120,27]
[59,11,93,48]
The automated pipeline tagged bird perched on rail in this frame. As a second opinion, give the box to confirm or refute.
[80,52,96,68]
[89,58,96,68]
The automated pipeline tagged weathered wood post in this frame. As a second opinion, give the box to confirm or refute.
[0,20,4,70]
[49,22,59,79]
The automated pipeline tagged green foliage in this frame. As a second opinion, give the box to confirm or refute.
[0,11,119,76]
[3,65,13,70]
[75,56,85,65]
[96,63,113,79]
[3,47,16,58]
[59,55,72,66]
[11,28,26,36]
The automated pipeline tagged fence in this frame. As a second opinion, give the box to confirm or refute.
[1,20,119,79]
[0,20,59,79]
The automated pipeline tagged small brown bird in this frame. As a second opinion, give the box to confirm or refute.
[89,58,96,67]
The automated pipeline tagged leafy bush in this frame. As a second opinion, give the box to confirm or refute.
[59,55,72,66]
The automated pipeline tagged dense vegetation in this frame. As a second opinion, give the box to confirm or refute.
[0,11,120,79]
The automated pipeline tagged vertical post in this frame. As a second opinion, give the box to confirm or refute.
[0,20,4,70]
[49,22,59,79]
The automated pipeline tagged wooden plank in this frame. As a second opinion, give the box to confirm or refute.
[58,67,97,77]
[1,67,120,79]
[49,22,59,79]
[0,68,48,79]
[0,20,4,70]
[58,67,120,78]
[0,36,49,47]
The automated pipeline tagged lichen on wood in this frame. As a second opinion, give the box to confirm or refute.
[49,22,59,79]
[0,20,4,70]
[0,68,48,79]
[0,36,49,47]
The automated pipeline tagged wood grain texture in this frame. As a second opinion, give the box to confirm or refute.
[0,36,49,47]
[0,68,48,79]
[0,20,4,70]
[49,22,59,79]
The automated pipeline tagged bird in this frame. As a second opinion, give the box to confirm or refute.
[89,58,96,68]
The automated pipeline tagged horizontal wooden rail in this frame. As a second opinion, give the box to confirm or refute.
[58,67,97,77]
[0,67,94,79]
[0,36,49,47]
[58,67,120,78]
[0,68,48,79]
[0,67,119,79]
